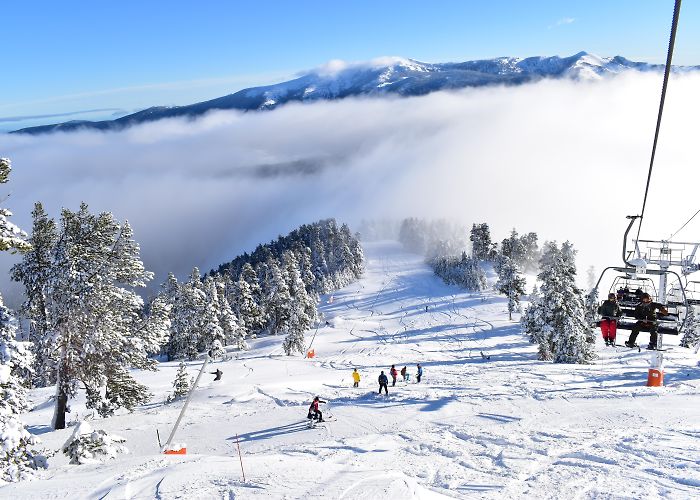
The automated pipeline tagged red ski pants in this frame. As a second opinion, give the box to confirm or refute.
[600,319,617,341]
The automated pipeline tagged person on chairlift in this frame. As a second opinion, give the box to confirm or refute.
[625,292,668,350]
[598,293,621,347]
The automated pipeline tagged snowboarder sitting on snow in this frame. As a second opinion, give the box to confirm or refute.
[389,364,398,386]
[210,369,223,381]
[625,293,668,350]
[307,396,326,422]
[598,293,621,347]
[352,368,361,388]
[416,363,423,383]
[378,371,389,395]
[400,366,408,382]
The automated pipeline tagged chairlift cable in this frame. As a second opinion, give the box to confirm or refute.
[635,0,682,242]
[669,207,700,240]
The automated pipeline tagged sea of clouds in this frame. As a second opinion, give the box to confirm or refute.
[1,71,699,305]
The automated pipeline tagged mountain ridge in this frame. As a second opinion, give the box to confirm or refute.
[12,52,697,135]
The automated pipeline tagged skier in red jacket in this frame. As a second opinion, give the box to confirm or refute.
[389,365,398,386]
[307,396,326,422]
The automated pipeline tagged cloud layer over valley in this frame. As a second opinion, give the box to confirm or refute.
[2,72,699,303]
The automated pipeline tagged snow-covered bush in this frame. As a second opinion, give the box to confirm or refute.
[62,421,127,465]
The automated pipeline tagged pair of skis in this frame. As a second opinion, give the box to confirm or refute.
[306,416,336,428]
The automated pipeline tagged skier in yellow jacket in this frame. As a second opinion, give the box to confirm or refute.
[352,368,361,388]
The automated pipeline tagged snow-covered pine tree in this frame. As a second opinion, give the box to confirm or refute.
[584,288,599,328]
[0,294,44,483]
[10,202,58,388]
[496,257,526,320]
[175,268,208,360]
[214,278,245,350]
[0,159,31,255]
[680,306,700,348]
[262,259,291,336]
[470,223,494,261]
[499,229,526,268]
[231,278,261,341]
[282,251,316,355]
[197,276,226,355]
[161,273,188,361]
[0,157,44,482]
[48,205,169,428]
[522,241,596,363]
[168,361,191,402]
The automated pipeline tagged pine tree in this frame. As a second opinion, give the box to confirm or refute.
[176,268,207,360]
[0,159,31,255]
[48,205,170,428]
[522,241,596,363]
[584,288,599,327]
[10,202,58,388]
[168,361,191,401]
[0,157,43,482]
[470,223,494,261]
[282,251,316,355]
[161,273,188,361]
[197,276,226,354]
[214,278,245,350]
[0,294,43,483]
[680,307,700,348]
[496,257,526,320]
[263,260,291,335]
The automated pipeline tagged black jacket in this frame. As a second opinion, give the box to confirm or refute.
[378,374,388,385]
[598,300,621,318]
[634,302,667,322]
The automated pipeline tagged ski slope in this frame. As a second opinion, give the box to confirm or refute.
[6,241,700,499]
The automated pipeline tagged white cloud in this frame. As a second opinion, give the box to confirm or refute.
[1,72,699,304]
[557,17,576,26]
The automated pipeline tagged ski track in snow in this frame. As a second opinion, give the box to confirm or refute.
[6,240,700,499]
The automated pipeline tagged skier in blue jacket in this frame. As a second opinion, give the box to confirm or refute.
[416,364,423,383]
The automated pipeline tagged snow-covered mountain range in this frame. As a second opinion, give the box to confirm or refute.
[13,52,698,135]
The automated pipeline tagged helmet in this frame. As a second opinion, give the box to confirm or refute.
[313,396,319,401]
[608,293,616,299]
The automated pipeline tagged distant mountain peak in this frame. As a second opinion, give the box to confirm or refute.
[12,52,696,135]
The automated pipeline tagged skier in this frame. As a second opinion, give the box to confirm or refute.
[400,366,408,382]
[210,369,223,381]
[307,396,326,423]
[416,363,423,383]
[389,365,398,386]
[378,371,389,395]
[598,293,621,346]
[625,292,668,350]
[352,368,361,388]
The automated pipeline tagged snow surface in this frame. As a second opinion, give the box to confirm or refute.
[5,241,700,499]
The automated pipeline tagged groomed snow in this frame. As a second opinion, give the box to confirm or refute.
[5,241,700,499]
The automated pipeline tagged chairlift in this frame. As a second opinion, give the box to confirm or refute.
[594,267,683,336]
[592,217,688,338]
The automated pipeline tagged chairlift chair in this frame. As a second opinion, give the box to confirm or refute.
[593,267,685,337]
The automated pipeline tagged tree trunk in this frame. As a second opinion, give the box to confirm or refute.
[52,343,69,430]
[53,391,68,430]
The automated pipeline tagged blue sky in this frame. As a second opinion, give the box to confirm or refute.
[2,0,699,131]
